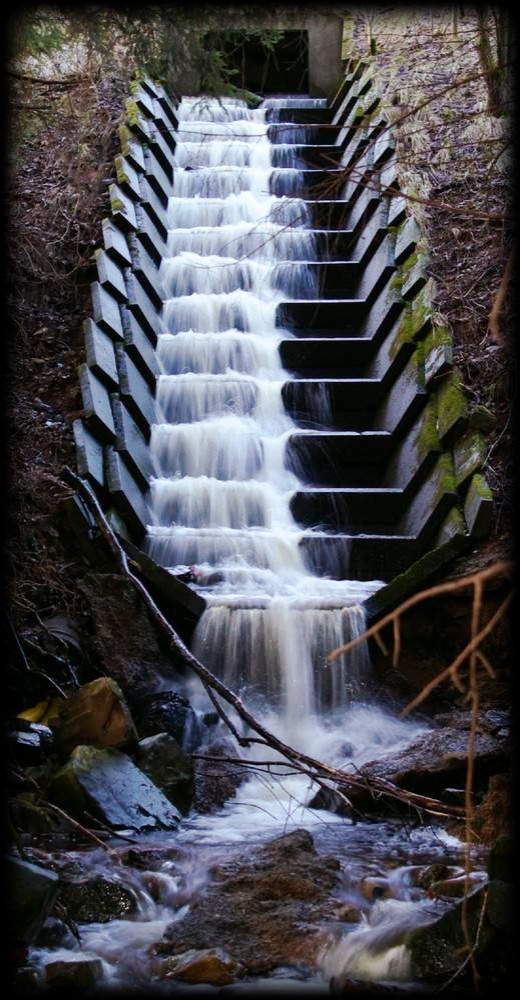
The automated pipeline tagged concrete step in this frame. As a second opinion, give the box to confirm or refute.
[286,430,394,486]
[268,123,343,145]
[291,487,405,530]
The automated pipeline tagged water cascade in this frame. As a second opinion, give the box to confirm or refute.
[145,95,384,750]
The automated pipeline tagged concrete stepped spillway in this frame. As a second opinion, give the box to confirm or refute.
[73,63,493,669]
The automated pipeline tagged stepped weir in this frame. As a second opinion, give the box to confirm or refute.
[74,66,493,726]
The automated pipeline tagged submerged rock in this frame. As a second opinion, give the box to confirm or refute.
[136,731,194,814]
[48,745,181,831]
[50,677,138,755]
[154,829,341,976]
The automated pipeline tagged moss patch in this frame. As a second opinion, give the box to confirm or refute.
[414,399,441,463]
[436,369,468,441]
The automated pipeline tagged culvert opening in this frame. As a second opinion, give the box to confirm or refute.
[206,29,309,95]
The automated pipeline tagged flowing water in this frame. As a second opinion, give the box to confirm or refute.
[29,95,484,993]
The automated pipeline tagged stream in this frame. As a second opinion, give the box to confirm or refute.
[27,95,488,994]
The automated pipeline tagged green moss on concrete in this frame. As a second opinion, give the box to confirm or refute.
[436,369,468,441]
[388,293,433,359]
[434,451,457,500]
[118,124,132,156]
[468,404,496,433]
[468,473,493,501]
[453,430,486,488]
[125,98,141,128]
[414,400,441,463]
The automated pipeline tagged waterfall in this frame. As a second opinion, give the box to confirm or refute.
[145,95,383,741]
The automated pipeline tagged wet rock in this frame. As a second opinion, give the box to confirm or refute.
[157,947,243,985]
[308,784,351,817]
[411,864,462,890]
[58,874,138,923]
[486,879,514,932]
[35,916,76,949]
[359,877,393,902]
[6,855,60,946]
[488,831,514,882]
[50,677,138,755]
[44,957,103,991]
[408,884,493,979]
[428,871,487,898]
[11,965,41,993]
[135,690,201,751]
[155,829,342,976]
[48,745,181,831]
[462,773,513,844]
[9,792,62,835]
[136,731,194,814]
[7,721,55,765]
[331,902,364,923]
[193,735,246,813]
[353,724,509,808]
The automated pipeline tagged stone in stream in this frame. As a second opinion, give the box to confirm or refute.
[154,829,342,977]
[57,874,138,923]
[50,677,138,755]
[5,855,60,946]
[48,745,181,831]
[135,690,202,752]
[44,957,104,991]
[156,947,244,985]
[193,735,247,814]
[136,731,194,814]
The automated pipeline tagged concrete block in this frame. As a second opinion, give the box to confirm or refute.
[139,176,169,237]
[91,281,124,340]
[453,431,487,489]
[140,76,162,99]
[395,216,422,265]
[384,402,442,489]
[84,317,119,389]
[155,92,179,129]
[423,334,453,386]
[115,154,142,201]
[118,125,146,172]
[95,249,128,303]
[125,98,151,144]
[351,203,386,264]
[348,187,380,233]
[102,218,132,266]
[125,271,163,343]
[357,234,395,302]
[388,195,407,228]
[151,115,177,155]
[464,473,493,538]
[144,147,174,202]
[112,396,155,488]
[135,203,168,264]
[115,345,157,437]
[106,448,150,536]
[147,124,175,179]
[120,304,161,383]
[132,85,156,119]
[109,183,138,232]
[73,418,106,490]
[436,370,469,441]
[361,276,404,342]
[376,158,399,196]
[401,254,429,301]
[399,452,458,539]
[79,364,116,442]
[127,232,164,306]
[375,355,427,434]
[372,129,395,168]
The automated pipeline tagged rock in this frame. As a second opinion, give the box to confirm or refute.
[48,745,181,831]
[428,872,487,898]
[359,877,393,902]
[353,724,509,809]
[50,677,138,755]
[9,792,62,835]
[35,916,76,949]
[5,855,60,946]
[154,830,341,976]
[465,773,513,844]
[488,831,514,882]
[486,879,514,932]
[331,902,364,923]
[11,965,41,993]
[136,732,194,814]
[44,958,103,991]
[157,947,243,985]
[58,874,138,923]
[411,864,462,890]
[408,884,493,979]
[308,784,351,816]
[7,721,55,764]
[193,735,246,814]
[135,690,201,751]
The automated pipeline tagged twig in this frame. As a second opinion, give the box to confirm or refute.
[487,244,514,344]
[40,800,120,858]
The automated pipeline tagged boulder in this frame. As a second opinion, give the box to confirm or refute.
[136,732,194,814]
[193,735,246,814]
[408,884,493,979]
[135,690,201,751]
[154,830,342,976]
[44,958,103,991]
[488,832,514,882]
[57,874,138,923]
[7,721,55,765]
[352,724,509,809]
[48,745,181,831]
[50,677,138,755]
[35,916,77,949]
[157,947,243,985]
[6,855,60,946]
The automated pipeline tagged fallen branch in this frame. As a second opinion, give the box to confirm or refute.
[487,243,514,344]
[62,467,467,821]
